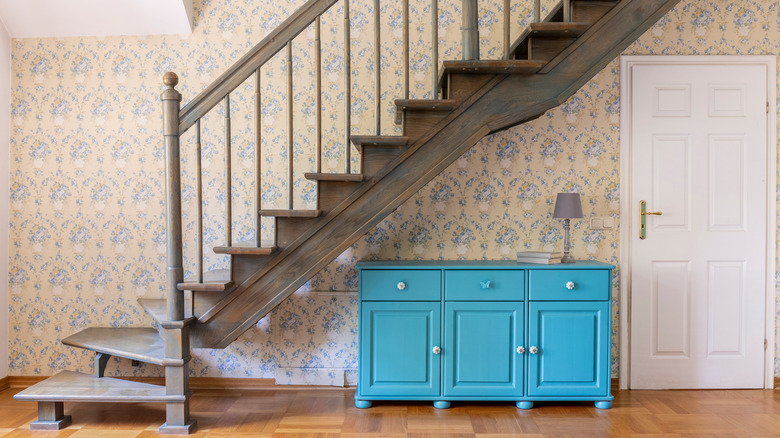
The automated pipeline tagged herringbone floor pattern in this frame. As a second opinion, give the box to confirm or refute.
[2,386,780,437]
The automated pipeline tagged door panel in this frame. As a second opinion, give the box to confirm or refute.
[527,301,609,397]
[443,301,523,397]
[629,63,767,389]
[359,301,441,396]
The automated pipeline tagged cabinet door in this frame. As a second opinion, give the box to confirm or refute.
[443,301,524,397]
[527,301,609,397]
[360,301,441,397]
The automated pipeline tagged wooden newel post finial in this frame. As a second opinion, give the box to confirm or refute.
[163,71,179,88]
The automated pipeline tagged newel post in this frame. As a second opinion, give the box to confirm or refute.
[462,0,479,60]
[161,72,184,322]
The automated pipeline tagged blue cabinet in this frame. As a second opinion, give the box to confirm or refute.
[356,261,613,410]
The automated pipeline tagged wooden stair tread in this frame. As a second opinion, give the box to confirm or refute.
[259,209,322,218]
[395,99,457,111]
[178,268,234,292]
[138,298,166,323]
[213,241,277,255]
[13,371,185,403]
[438,60,545,92]
[394,100,458,125]
[351,136,410,153]
[441,60,546,75]
[528,22,590,38]
[62,327,165,366]
[350,135,409,147]
[304,173,365,182]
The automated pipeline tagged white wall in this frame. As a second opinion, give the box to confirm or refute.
[0,18,9,379]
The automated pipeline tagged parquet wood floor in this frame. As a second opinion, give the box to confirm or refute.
[2,386,780,437]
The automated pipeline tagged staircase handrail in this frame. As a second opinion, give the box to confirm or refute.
[177,0,339,136]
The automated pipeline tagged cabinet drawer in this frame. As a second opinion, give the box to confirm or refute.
[445,270,524,301]
[529,270,609,301]
[361,269,441,301]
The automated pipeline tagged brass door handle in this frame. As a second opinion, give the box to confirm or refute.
[639,200,662,239]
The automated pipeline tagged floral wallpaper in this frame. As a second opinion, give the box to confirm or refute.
[7,0,780,383]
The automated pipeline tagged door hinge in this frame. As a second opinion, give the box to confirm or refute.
[767,101,770,114]
[765,339,768,350]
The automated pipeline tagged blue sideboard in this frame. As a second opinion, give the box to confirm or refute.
[355,260,614,409]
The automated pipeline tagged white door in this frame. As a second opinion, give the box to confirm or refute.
[628,62,769,389]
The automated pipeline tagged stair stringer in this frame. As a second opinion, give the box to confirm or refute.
[191,0,681,349]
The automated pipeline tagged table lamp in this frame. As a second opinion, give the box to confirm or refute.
[553,192,583,263]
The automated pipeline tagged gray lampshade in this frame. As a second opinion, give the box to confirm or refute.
[553,193,583,219]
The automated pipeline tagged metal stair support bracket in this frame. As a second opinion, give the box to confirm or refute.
[94,353,110,378]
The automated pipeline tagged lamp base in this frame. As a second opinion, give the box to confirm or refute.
[561,255,576,263]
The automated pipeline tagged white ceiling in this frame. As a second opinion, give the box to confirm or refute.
[0,0,193,38]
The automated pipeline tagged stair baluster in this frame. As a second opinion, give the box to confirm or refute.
[374,0,381,135]
[533,0,541,22]
[315,18,322,173]
[431,0,439,96]
[254,70,262,246]
[224,95,232,248]
[402,0,409,99]
[287,41,294,209]
[344,0,352,173]
[503,0,510,59]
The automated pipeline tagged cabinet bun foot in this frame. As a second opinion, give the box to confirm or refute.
[516,401,534,409]
[355,400,372,409]
[433,401,451,409]
[595,400,612,409]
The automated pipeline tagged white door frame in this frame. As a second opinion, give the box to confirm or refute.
[619,55,777,390]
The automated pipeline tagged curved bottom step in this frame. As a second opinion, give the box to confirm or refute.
[14,370,186,403]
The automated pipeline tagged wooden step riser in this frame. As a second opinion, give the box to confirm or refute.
[360,146,407,177]
[529,37,578,62]
[193,254,274,322]
[443,74,493,101]
[193,290,229,321]
[317,181,360,213]
[276,217,320,249]
[572,2,617,23]
[403,111,451,141]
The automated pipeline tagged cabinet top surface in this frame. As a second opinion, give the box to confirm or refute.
[356,260,614,270]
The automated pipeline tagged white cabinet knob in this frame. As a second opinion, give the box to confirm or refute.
[432,346,441,355]
[480,280,491,289]
[516,346,525,354]
[529,346,538,354]
[397,281,406,290]
[566,281,575,290]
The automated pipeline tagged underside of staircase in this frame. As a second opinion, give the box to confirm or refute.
[15,0,680,433]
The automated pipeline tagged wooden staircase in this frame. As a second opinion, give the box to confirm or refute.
[15,0,680,433]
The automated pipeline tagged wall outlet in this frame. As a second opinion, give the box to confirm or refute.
[590,217,615,230]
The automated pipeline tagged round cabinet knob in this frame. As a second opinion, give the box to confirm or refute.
[529,346,538,354]
[432,346,441,355]
[516,346,525,354]
[566,281,575,290]
[397,282,406,291]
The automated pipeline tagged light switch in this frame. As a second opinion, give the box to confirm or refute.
[590,217,614,230]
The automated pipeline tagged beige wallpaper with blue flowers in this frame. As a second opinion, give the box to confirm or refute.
[7,0,780,383]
